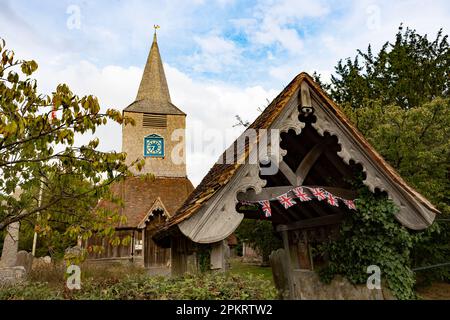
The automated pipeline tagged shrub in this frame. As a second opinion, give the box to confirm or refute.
[0,265,277,300]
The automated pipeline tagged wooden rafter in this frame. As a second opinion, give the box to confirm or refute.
[278,161,297,185]
[295,137,334,185]
[277,136,334,187]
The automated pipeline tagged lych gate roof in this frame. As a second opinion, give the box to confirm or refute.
[124,33,185,116]
[154,72,439,240]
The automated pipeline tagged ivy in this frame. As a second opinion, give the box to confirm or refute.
[198,245,212,273]
[314,187,420,300]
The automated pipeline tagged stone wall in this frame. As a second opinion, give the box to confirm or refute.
[269,249,395,300]
[291,270,393,300]
[122,112,186,177]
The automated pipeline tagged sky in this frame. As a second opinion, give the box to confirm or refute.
[0,0,449,185]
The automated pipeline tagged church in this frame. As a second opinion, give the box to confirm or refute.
[84,30,439,295]
[85,32,194,270]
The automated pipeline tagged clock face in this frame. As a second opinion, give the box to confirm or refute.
[146,140,162,154]
[144,135,164,157]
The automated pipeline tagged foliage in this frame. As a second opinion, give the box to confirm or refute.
[315,26,450,284]
[0,38,146,254]
[0,264,277,300]
[322,25,449,109]
[343,98,450,282]
[314,188,419,300]
[197,245,212,272]
[343,98,450,215]
[235,219,283,266]
[0,282,63,300]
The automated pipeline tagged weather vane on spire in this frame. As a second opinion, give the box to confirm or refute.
[154,24,160,34]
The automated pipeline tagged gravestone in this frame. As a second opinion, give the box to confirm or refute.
[0,222,28,286]
[16,251,34,274]
[0,266,26,285]
[64,245,85,264]
[269,249,292,300]
[0,222,20,268]
[32,256,52,270]
[210,240,229,271]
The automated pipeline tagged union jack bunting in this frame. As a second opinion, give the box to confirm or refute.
[258,200,272,217]
[276,193,296,209]
[343,199,357,210]
[326,192,339,207]
[311,188,327,201]
[292,187,311,202]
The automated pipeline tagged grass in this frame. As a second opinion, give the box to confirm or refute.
[228,258,274,284]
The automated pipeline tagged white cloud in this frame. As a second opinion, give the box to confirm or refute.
[30,58,277,186]
[235,0,330,54]
[166,64,278,184]
[189,34,242,73]
[259,0,450,87]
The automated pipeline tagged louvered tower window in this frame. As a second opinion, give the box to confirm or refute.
[143,114,167,128]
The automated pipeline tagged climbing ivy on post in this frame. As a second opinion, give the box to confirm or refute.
[314,187,420,300]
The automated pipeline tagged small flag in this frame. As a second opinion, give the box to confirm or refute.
[326,192,339,207]
[311,188,327,201]
[276,193,296,209]
[343,199,357,210]
[293,187,311,202]
[258,200,272,217]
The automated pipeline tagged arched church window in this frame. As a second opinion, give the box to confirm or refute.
[144,134,164,157]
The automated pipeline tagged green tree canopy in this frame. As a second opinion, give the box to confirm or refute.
[317,25,449,109]
[314,26,450,282]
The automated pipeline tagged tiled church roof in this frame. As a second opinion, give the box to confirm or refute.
[98,176,194,228]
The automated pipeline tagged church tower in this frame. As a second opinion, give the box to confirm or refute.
[86,30,194,270]
[122,32,186,177]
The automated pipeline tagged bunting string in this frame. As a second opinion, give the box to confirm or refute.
[240,186,357,218]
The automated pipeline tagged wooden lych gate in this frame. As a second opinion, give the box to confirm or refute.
[153,73,438,299]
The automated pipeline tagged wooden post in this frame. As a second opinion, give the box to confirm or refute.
[171,236,187,276]
[281,230,294,299]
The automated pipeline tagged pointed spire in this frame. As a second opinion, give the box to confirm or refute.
[125,27,184,115]
[136,29,171,103]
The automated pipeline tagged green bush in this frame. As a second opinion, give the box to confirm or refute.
[0,271,277,300]
[0,282,63,300]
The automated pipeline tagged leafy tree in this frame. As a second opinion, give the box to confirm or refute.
[315,26,450,283]
[0,38,144,253]
[343,98,450,215]
[323,25,449,109]
[235,219,282,266]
